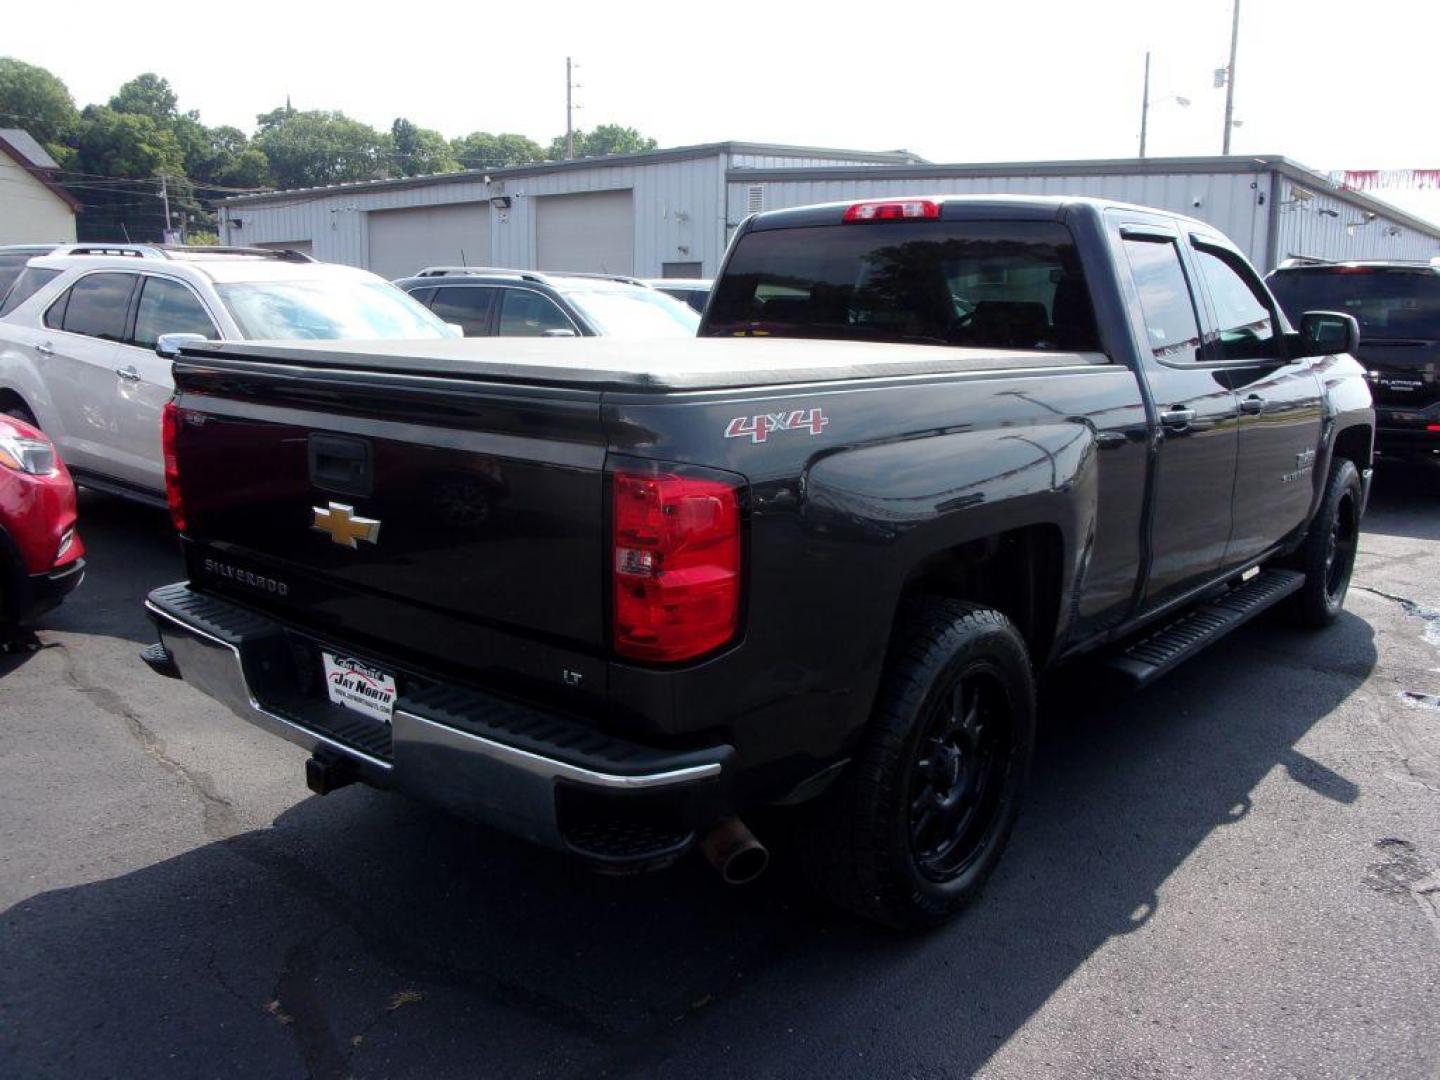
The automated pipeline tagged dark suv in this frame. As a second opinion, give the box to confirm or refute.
[1268,259,1440,467]
[394,268,700,338]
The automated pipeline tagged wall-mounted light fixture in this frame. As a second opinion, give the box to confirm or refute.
[490,195,512,209]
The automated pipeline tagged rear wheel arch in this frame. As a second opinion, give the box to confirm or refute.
[0,389,38,426]
[895,523,1065,670]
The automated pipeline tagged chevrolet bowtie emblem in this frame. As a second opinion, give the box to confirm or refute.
[312,502,381,548]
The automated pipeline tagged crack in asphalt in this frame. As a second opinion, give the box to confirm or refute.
[52,640,240,842]
[271,934,350,1080]
[1356,586,1440,646]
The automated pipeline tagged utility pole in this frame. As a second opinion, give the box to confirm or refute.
[565,57,575,160]
[1139,51,1151,158]
[159,173,174,242]
[1222,0,1240,154]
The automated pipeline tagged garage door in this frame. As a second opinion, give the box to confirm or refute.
[535,190,634,275]
[251,239,313,257]
[367,203,491,280]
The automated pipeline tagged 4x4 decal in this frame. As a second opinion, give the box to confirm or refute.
[724,408,829,444]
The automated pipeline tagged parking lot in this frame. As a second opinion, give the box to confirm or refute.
[1,475,1437,1079]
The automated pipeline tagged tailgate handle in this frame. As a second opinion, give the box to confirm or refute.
[309,434,373,497]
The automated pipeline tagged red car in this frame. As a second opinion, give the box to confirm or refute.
[0,414,84,631]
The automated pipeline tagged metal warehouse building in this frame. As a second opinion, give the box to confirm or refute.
[219,142,1440,279]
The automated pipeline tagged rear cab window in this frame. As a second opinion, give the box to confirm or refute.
[704,220,1100,352]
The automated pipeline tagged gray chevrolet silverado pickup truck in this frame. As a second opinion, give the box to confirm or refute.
[143,196,1373,927]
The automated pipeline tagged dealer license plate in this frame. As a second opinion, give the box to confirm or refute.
[321,652,397,725]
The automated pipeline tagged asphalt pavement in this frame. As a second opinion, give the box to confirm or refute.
[2,475,1438,1079]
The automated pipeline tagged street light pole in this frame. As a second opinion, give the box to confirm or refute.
[1139,51,1151,158]
[565,57,575,161]
[1222,0,1240,154]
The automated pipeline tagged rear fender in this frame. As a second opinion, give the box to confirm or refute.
[803,420,1096,648]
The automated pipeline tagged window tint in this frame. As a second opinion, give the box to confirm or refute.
[429,286,496,336]
[1268,267,1440,341]
[43,288,68,329]
[60,273,135,341]
[133,276,218,348]
[0,267,61,316]
[0,253,36,298]
[1122,238,1202,364]
[703,220,1100,351]
[1192,246,1278,360]
[498,290,574,336]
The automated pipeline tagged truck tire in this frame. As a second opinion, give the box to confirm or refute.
[802,600,1035,929]
[1288,456,1362,629]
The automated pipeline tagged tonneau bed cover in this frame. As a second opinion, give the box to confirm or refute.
[177,336,1106,392]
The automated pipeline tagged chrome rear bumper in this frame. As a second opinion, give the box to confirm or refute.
[144,583,731,866]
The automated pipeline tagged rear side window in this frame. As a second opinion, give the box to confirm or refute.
[429,285,497,336]
[704,220,1100,351]
[1192,246,1278,360]
[498,290,574,336]
[1268,268,1440,341]
[133,276,219,348]
[58,272,136,341]
[1121,238,1202,364]
[0,267,61,316]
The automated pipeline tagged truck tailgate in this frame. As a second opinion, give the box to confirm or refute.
[169,351,609,691]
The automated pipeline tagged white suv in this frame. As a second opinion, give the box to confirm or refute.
[0,245,452,504]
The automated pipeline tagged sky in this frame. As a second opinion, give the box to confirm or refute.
[7,0,1440,221]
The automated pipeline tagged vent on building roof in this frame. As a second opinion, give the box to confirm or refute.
[746,185,765,215]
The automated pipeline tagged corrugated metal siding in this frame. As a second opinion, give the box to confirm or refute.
[1272,178,1440,265]
[223,155,729,277]
[726,171,1276,268]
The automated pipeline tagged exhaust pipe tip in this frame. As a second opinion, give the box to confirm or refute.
[699,817,769,885]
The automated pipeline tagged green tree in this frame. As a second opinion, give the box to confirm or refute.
[391,118,459,176]
[182,123,269,189]
[254,101,298,134]
[254,109,391,189]
[108,73,179,124]
[450,131,544,170]
[73,105,185,177]
[547,124,658,161]
[0,57,78,150]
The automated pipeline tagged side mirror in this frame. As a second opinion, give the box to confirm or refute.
[155,332,209,360]
[540,328,579,338]
[444,322,465,337]
[1297,311,1359,357]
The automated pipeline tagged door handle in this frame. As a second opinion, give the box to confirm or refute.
[1158,406,1196,427]
[34,341,54,357]
[1239,395,1266,415]
[115,365,142,382]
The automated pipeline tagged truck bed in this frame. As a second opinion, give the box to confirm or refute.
[182,336,1107,391]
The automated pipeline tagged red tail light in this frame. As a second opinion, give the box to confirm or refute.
[612,471,741,662]
[843,199,940,222]
[161,401,187,532]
